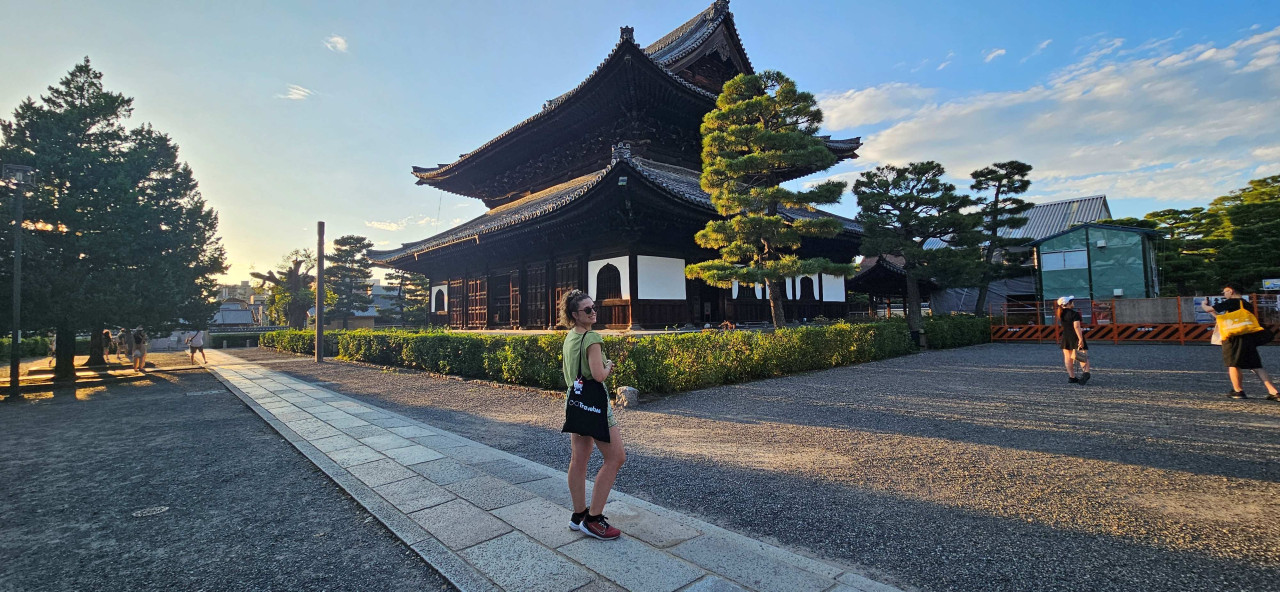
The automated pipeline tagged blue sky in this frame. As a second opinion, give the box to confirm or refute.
[1,1,1277,284]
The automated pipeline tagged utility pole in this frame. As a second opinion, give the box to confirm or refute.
[316,221,325,362]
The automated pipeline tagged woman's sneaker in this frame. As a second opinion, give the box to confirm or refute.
[569,508,589,531]
[581,514,621,540]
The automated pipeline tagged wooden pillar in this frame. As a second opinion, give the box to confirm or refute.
[628,253,640,329]
[546,256,556,329]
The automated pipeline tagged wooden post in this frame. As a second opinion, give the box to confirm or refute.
[315,221,325,362]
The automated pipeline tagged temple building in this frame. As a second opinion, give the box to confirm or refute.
[369,1,863,329]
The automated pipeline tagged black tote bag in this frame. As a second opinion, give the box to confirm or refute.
[561,336,611,443]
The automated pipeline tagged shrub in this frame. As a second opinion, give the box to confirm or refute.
[922,315,991,349]
[257,320,921,395]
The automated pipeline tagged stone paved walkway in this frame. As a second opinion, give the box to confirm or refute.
[203,349,899,592]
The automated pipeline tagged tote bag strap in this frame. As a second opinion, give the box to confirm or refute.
[576,331,590,382]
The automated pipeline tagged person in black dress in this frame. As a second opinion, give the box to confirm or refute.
[1057,296,1090,384]
[1200,282,1280,400]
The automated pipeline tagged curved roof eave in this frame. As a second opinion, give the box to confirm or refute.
[645,2,754,76]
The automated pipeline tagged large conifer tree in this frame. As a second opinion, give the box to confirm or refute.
[686,71,853,327]
[0,58,226,376]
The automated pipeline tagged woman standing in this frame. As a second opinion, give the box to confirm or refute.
[1201,283,1280,400]
[1057,296,1090,384]
[559,289,625,540]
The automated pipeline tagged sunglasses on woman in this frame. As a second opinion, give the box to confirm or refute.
[578,306,597,315]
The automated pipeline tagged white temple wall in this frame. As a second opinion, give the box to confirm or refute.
[431,285,448,312]
[587,256,630,300]
[636,256,686,300]
[821,274,846,302]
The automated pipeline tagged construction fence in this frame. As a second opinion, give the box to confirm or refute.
[990,295,1280,345]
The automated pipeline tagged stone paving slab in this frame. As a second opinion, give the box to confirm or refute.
[669,535,835,592]
[410,499,514,550]
[491,497,582,549]
[374,476,456,513]
[204,350,902,592]
[559,536,705,592]
[410,457,481,486]
[445,475,537,511]
[384,444,446,466]
[460,531,595,592]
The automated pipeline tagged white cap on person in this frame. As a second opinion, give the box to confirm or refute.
[1057,295,1075,306]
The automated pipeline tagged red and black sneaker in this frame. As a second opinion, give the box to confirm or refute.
[581,513,621,540]
[569,507,589,532]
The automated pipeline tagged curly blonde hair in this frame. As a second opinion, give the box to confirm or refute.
[558,289,591,329]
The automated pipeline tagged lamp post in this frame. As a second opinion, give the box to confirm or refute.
[4,164,34,400]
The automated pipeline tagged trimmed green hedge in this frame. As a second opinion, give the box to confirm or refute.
[923,315,992,349]
[260,330,341,356]
[259,316,987,394]
[0,336,91,361]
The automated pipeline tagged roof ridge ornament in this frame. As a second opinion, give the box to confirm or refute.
[712,0,730,16]
[620,26,635,43]
[611,141,633,164]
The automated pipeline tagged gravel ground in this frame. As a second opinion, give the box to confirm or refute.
[227,344,1280,592]
[0,356,451,592]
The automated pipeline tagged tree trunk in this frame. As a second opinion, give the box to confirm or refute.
[342,315,348,330]
[972,235,998,315]
[905,274,923,347]
[767,279,787,328]
[86,323,107,367]
[54,327,76,380]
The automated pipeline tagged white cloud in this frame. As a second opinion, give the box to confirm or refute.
[984,48,1006,63]
[1253,145,1280,160]
[937,50,954,70]
[365,219,406,231]
[324,35,348,52]
[276,84,313,100]
[817,26,1280,203]
[1022,39,1053,63]
[818,83,937,129]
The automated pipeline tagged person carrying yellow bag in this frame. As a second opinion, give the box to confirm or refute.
[1200,282,1279,401]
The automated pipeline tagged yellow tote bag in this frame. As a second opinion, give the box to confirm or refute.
[1216,307,1264,339]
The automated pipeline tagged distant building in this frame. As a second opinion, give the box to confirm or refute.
[218,281,254,302]
[1029,223,1161,304]
[211,298,256,328]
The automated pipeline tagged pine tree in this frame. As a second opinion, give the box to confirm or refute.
[0,58,226,376]
[969,161,1034,315]
[1212,176,1280,291]
[324,235,373,329]
[686,71,853,327]
[385,269,431,326]
[853,162,980,343]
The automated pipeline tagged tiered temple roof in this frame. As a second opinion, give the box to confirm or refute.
[374,152,861,265]
[373,0,861,268]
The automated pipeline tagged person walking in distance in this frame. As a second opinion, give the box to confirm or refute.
[131,327,148,372]
[186,330,207,365]
[559,289,624,540]
[1201,282,1280,401]
[1057,296,1091,384]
